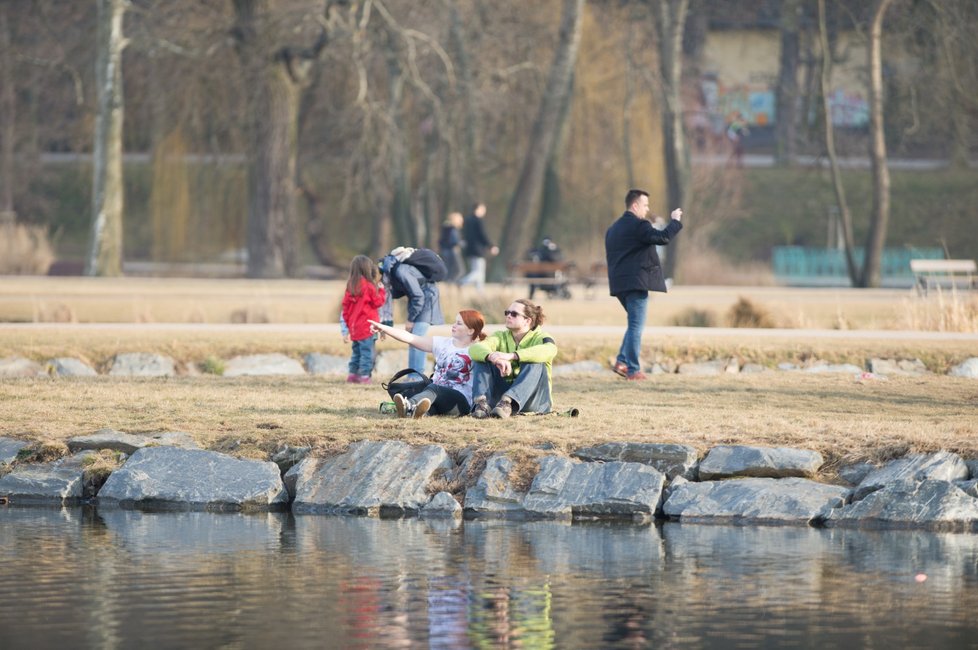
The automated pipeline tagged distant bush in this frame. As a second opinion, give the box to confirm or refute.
[0,222,54,274]
[672,308,718,327]
[726,296,776,328]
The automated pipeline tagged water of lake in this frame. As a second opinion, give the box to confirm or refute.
[1,507,976,649]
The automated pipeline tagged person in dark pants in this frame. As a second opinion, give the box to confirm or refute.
[438,211,465,282]
[605,189,683,381]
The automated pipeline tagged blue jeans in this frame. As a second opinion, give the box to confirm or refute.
[408,321,430,373]
[472,361,552,414]
[616,291,648,374]
[349,336,376,376]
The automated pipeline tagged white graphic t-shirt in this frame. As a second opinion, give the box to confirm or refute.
[430,336,474,406]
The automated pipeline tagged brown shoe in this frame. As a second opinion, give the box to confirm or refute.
[612,360,629,378]
[470,397,491,419]
[413,397,432,420]
[626,371,648,381]
[490,397,513,419]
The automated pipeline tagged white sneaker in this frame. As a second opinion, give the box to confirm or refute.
[394,394,410,418]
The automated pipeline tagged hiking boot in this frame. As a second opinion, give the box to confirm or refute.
[413,397,432,420]
[626,371,648,381]
[612,360,629,378]
[470,397,490,419]
[394,393,410,418]
[490,397,513,419]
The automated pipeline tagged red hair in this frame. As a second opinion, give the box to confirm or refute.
[459,309,487,341]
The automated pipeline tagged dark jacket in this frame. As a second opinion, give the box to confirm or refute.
[605,211,683,295]
[462,214,493,258]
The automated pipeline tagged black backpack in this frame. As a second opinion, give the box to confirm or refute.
[383,248,448,298]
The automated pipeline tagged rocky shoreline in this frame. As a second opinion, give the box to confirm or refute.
[2,433,977,531]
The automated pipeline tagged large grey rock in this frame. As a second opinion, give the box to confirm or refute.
[292,440,452,516]
[949,357,978,378]
[677,360,726,375]
[868,358,928,377]
[303,353,349,376]
[572,442,698,480]
[223,353,306,377]
[522,456,666,520]
[97,447,288,511]
[0,356,45,378]
[66,429,199,455]
[271,444,311,474]
[0,437,30,465]
[463,453,527,517]
[0,452,93,504]
[46,357,98,377]
[552,360,604,376]
[663,477,850,525]
[803,362,863,374]
[837,462,876,486]
[957,479,978,498]
[854,451,969,501]
[822,479,978,530]
[966,459,978,480]
[420,491,462,518]
[698,445,824,480]
[108,353,175,377]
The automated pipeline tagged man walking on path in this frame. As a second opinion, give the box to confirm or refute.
[605,189,683,380]
[458,202,499,291]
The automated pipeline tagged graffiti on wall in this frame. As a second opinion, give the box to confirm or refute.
[699,76,869,130]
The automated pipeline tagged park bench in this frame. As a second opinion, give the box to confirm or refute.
[909,258,977,295]
[505,261,577,299]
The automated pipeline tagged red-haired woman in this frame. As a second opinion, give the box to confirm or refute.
[369,309,486,418]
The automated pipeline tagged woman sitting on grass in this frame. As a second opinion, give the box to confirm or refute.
[369,310,486,419]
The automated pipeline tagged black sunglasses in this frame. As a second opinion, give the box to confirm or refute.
[504,310,524,318]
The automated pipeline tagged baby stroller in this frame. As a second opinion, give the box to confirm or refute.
[526,237,572,300]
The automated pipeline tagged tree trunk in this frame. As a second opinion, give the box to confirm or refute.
[653,0,689,282]
[233,0,320,279]
[448,3,479,206]
[496,0,584,275]
[535,72,576,243]
[0,5,15,222]
[860,0,894,288]
[817,0,858,286]
[86,0,127,277]
[775,0,802,166]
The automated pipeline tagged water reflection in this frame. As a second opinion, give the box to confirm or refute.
[1,508,977,648]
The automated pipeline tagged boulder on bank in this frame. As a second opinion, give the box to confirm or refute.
[463,453,527,517]
[0,437,30,465]
[663,477,850,525]
[571,442,698,480]
[698,445,824,480]
[108,353,175,377]
[949,357,978,379]
[853,451,969,501]
[67,429,199,455]
[821,479,978,530]
[97,447,288,511]
[46,357,98,377]
[303,353,348,376]
[421,491,462,518]
[868,358,928,377]
[0,356,45,378]
[223,353,305,377]
[0,452,93,504]
[292,440,452,516]
[522,456,666,519]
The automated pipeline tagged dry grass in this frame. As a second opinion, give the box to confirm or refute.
[1,372,976,486]
[0,223,55,275]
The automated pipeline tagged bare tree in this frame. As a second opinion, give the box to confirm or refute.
[0,5,15,223]
[775,0,803,166]
[860,0,895,287]
[817,0,858,285]
[496,0,584,274]
[86,0,128,277]
[651,0,689,281]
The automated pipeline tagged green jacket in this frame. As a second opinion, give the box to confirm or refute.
[470,326,558,392]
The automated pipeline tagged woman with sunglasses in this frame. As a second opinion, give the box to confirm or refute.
[468,298,558,419]
[369,310,486,418]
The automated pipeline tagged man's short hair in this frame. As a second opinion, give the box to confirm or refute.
[625,189,649,208]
